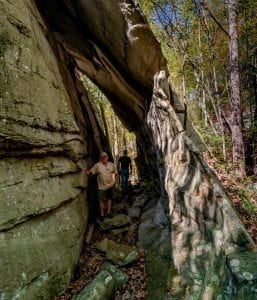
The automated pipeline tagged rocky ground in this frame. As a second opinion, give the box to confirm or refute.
[54,188,148,300]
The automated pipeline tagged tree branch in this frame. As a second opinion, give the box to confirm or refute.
[200,1,229,36]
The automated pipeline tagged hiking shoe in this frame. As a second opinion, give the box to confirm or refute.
[106,213,113,218]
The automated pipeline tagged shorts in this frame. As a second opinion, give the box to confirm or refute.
[98,187,113,201]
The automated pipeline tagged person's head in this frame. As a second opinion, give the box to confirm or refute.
[123,149,128,156]
[100,151,108,163]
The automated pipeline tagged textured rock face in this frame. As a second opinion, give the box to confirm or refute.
[96,238,139,266]
[0,0,89,298]
[0,157,85,230]
[75,271,115,300]
[1,195,87,299]
[0,1,82,152]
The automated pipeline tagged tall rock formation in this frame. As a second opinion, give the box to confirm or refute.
[0,0,101,298]
[1,0,257,299]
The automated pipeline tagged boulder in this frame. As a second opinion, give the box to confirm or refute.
[75,271,114,300]
[110,223,137,236]
[127,206,141,218]
[110,226,130,235]
[100,262,129,288]
[98,214,131,231]
[97,238,139,266]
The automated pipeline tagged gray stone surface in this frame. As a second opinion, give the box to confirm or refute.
[0,157,85,231]
[75,271,114,300]
[133,194,148,207]
[100,262,129,288]
[0,0,82,149]
[228,251,257,283]
[110,226,130,235]
[0,194,88,299]
[97,238,139,266]
[0,1,88,298]
[99,214,131,231]
[127,206,141,218]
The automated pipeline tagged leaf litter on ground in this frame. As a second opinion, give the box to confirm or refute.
[54,218,148,300]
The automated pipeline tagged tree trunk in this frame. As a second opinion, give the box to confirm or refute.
[212,66,227,160]
[229,0,246,176]
[99,101,110,145]
[193,69,218,135]
[197,18,208,128]
[252,54,257,175]
[112,115,119,164]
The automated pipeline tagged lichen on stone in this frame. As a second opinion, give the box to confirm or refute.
[0,31,12,56]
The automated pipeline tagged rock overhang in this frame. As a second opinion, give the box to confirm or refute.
[36,0,167,130]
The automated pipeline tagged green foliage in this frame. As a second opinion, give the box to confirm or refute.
[196,120,225,159]
[140,0,257,175]
[247,121,257,138]
[236,187,257,216]
[82,76,137,162]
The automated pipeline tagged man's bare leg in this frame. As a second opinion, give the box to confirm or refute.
[107,199,112,214]
[99,200,105,217]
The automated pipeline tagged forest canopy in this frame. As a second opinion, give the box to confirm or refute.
[139,0,257,177]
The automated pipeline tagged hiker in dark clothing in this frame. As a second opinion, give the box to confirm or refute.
[118,150,132,193]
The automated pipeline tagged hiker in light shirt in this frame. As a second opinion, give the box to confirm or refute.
[87,152,118,221]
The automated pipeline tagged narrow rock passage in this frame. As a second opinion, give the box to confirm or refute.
[54,187,148,300]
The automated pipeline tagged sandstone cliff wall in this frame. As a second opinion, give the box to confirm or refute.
[0,1,89,298]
